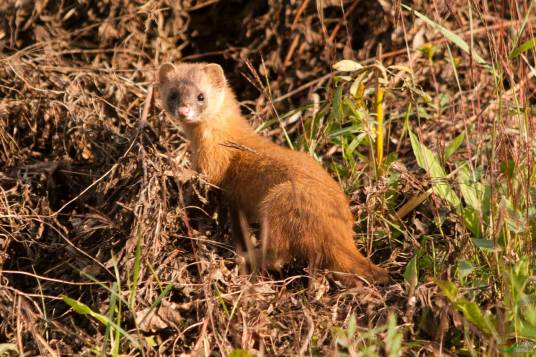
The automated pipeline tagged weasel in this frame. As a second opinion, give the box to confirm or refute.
[158,62,389,285]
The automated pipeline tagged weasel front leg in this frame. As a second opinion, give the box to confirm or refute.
[229,208,288,274]
[229,207,257,272]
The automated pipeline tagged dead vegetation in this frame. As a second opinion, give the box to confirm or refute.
[1,0,535,355]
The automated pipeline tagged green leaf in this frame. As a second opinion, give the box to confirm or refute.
[436,280,458,302]
[457,260,474,280]
[63,295,107,324]
[62,295,141,349]
[471,239,497,251]
[510,37,536,58]
[444,132,465,160]
[333,59,363,72]
[456,164,480,211]
[349,71,368,97]
[344,133,367,157]
[519,323,536,339]
[509,257,529,298]
[525,305,536,328]
[409,129,462,211]
[328,125,362,138]
[330,86,344,123]
[453,298,496,335]
[402,4,488,66]
[347,313,357,337]
[462,207,481,237]
[385,314,402,357]
[404,255,418,295]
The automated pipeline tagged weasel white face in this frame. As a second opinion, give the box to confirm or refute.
[158,62,226,124]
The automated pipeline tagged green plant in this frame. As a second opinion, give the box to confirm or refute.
[333,313,403,356]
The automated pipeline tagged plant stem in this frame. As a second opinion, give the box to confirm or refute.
[375,84,385,170]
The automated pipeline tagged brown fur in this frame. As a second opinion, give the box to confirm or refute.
[158,62,389,285]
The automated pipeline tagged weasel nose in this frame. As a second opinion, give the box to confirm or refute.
[178,106,190,117]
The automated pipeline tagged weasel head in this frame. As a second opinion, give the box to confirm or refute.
[158,62,226,125]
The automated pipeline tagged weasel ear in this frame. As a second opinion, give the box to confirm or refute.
[204,63,226,88]
[158,63,175,84]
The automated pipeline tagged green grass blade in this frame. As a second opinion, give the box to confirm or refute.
[62,295,141,349]
[137,284,174,327]
[409,129,462,211]
[129,231,142,309]
[510,38,536,58]
[101,281,118,357]
[402,4,488,66]
[444,132,465,160]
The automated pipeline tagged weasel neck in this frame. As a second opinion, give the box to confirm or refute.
[183,110,252,186]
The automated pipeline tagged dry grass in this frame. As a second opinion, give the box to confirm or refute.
[1,0,535,355]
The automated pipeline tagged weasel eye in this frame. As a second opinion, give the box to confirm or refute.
[197,93,205,102]
[168,90,178,101]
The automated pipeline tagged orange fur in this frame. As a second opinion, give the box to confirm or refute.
[159,62,389,285]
